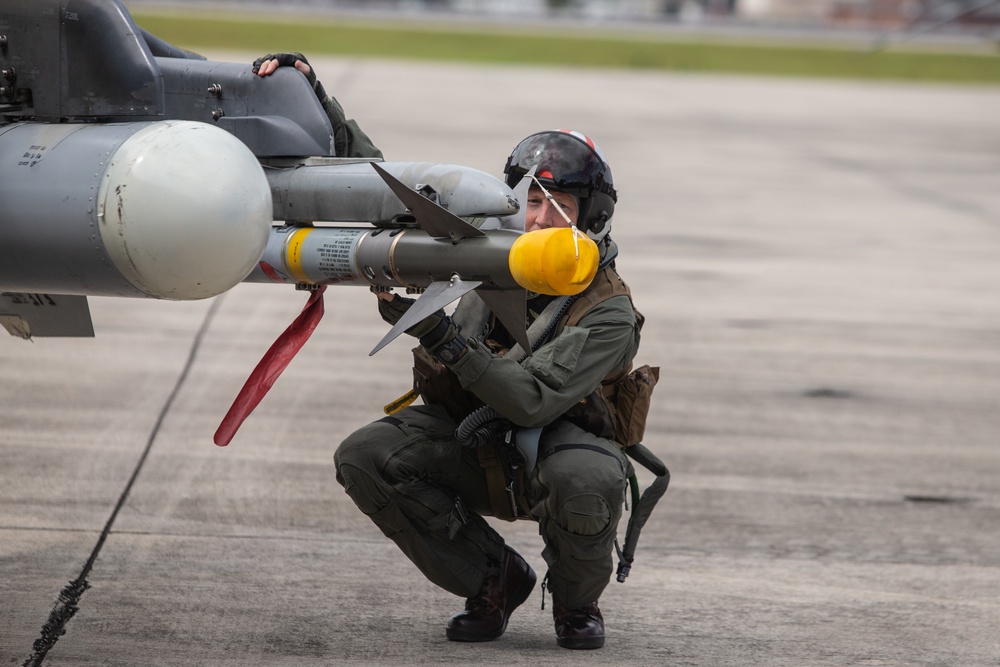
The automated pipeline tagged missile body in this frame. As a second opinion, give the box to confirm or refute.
[0,120,272,299]
[247,225,518,290]
[246,224,598,297]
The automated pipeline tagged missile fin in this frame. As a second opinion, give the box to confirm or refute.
[371,163,486,242]
[475,289,530,355]
[369,278,482,356]
[496,165,535,232]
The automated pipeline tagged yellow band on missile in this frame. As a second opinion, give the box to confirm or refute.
[508,227,599,296]
[285,227,314,285]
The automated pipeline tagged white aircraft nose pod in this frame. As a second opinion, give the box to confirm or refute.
[0,119,271,300]
[97,120,272,300]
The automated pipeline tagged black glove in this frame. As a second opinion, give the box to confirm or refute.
[376,293,464,359]
[251,52,318,88]
[376,292,415,326]
[411,311,460,354]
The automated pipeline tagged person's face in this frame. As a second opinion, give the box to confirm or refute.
[524,184,578,233]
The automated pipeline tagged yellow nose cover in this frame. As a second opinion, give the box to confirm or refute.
[508,227,599,296]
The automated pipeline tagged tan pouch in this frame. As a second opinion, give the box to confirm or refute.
[613,365,659,446]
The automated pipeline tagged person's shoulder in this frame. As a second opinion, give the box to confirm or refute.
[581,266,631,301]
[563,271,635,329]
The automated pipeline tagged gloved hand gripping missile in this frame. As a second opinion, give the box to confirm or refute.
[379,293,464,359]
[414,313,464,359]
[376,293,415,326]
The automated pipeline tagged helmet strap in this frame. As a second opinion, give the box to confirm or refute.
[530,174,582,259]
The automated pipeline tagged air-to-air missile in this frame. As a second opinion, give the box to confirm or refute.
[0,0,598,350]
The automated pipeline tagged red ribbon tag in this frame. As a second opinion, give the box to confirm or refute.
[214,286,327,446]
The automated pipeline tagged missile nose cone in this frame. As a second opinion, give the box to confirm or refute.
[508,228,599,296]
[98,121,271,300]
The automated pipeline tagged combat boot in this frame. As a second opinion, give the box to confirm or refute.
[552,591,605,649]
[446,546,536,642]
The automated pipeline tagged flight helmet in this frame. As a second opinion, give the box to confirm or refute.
[503,129,617,242]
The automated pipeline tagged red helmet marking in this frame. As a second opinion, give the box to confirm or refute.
[557,128,596,150]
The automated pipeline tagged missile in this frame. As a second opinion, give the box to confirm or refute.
[244,216,597,294]
[265,159,519,225]
[0,119,272,300]
[246,163,600,354]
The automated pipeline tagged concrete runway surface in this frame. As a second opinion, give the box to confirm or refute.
[2,52,1000,666]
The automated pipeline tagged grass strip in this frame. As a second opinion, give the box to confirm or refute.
[132,11,1000,84]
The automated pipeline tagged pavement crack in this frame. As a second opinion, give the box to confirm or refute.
[22,296,224,667]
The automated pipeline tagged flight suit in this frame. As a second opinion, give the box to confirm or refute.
[335,263,640,610]
[318,91,383,160]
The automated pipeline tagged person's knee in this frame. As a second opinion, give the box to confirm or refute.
[334,428,371,480]
[334,421,402,513]
[533,449,626,537]
[334,420,400,478]
[557,492,614,536]
[337,461,390,515]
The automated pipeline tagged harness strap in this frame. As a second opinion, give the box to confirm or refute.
[476,443,525,522]
[540,442,621,461]
[615,442,670,583]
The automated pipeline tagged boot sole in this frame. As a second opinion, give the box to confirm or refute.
[446,567,537,642]
[557,634,605,650]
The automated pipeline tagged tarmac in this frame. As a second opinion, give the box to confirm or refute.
[2,52,1000,666]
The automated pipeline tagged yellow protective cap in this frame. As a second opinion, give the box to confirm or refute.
[508,227,599,296]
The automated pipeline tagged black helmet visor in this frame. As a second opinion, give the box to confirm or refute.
[505,132,614,200]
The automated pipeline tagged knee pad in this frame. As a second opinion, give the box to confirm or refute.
[557,492,613,536]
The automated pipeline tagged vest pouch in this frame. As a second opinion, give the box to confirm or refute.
[563,390,616,440]
[613,365,659,446]
[412,346,482,421]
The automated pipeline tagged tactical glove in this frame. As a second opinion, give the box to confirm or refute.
[376,293,415,326]
[251,52,321,90]
[412,312,461,355]
[377,293,462,357]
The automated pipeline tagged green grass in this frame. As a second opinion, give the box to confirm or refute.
[132,10,1000,84]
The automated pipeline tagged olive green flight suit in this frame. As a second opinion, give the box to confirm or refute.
[319,91,383,160]
[335,268,640,610]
